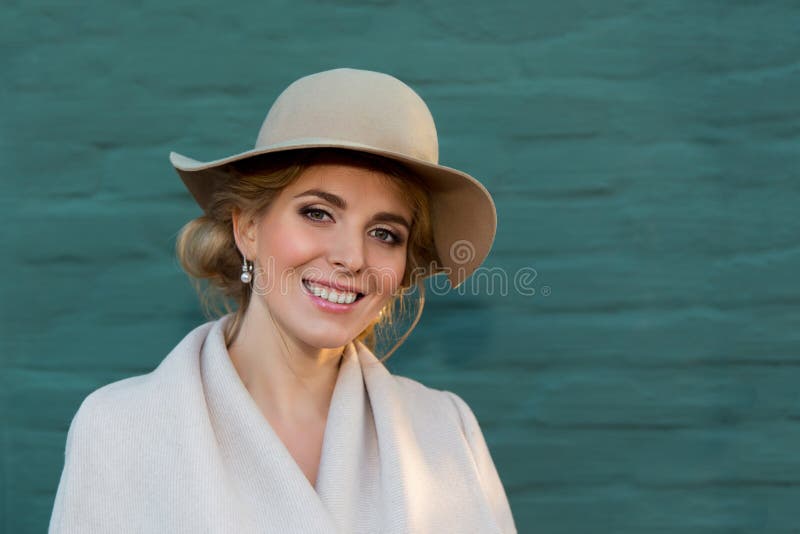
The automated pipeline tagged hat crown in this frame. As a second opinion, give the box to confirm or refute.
[255,68,439,164]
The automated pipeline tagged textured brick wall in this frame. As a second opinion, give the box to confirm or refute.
[2,1,799,532]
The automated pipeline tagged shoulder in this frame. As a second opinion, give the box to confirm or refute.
[64,373,158,451]
[391,374,478,437]
[392,374,451,408]
[67,319,214,431]
[390,374,496,471]
[75,373,156,416]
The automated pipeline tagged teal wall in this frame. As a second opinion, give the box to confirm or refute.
[3,1,799,532]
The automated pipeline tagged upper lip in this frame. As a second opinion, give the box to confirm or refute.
[303,278,365,295]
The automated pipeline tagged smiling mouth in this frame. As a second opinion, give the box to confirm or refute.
[302,279,366,304]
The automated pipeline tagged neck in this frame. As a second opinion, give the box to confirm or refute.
[226,299,344,424]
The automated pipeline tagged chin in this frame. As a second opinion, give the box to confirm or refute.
[297,328,361,350]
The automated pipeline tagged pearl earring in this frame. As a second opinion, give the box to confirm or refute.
[240,256,253,284]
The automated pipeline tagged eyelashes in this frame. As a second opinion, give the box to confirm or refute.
[299,206,333,223]
[298,206,405,246]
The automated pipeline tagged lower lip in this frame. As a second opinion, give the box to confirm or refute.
[302,280,363,313]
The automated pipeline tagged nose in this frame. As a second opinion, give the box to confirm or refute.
[328,229,366,275]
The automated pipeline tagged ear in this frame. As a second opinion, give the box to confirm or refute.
[231,207,258,258]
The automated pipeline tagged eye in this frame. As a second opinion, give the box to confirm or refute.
[370,227,403,246]
[299,206,333,222]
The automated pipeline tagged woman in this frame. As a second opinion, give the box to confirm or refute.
[49,68,517,533]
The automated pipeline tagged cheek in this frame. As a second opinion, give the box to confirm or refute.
[259,219,320,268]
[367,249,407,295]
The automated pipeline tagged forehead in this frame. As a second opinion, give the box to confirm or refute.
[285,162,411,213]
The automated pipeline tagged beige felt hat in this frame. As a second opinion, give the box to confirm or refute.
[169,67,496,289]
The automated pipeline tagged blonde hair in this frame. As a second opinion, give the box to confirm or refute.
[174,148,440,363]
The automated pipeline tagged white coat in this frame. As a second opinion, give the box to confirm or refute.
[49,313,517,533]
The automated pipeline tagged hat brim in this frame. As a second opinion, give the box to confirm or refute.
[170,139,496,290]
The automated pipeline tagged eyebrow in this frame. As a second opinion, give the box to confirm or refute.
[293,189,412,231]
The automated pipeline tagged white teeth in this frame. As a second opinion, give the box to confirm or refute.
[303,280,359,304]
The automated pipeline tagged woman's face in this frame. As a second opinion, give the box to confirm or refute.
[237,161,413,350]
